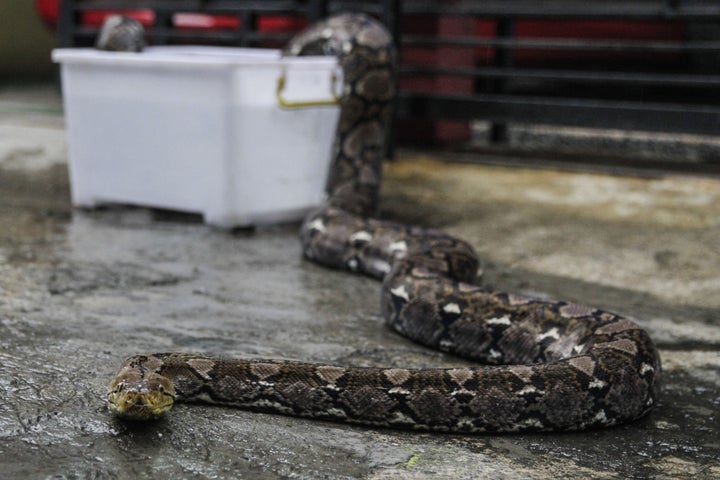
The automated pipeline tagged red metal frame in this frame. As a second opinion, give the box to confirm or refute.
[35,1,307,33]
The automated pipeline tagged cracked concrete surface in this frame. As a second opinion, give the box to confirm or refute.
[1,86,719,479]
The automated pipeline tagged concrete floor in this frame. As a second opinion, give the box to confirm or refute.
[1,85,719,479]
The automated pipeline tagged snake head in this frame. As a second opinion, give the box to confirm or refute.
[107,372,176,420]
[95,15,145,52]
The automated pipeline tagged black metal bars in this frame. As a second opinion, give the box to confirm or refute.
[393,0,720,142]
[58,0,328,47]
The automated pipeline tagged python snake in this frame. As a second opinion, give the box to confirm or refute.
[106,13,661,433]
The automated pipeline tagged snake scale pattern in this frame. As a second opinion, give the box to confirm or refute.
[106,13,661,432]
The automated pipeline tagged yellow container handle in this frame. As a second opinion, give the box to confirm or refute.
[276,72,341,109]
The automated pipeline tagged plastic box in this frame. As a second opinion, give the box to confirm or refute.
[52,46,341,227]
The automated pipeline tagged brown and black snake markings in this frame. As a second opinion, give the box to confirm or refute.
[106,13,661,433]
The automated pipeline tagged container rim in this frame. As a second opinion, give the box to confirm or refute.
[51,46,339,69]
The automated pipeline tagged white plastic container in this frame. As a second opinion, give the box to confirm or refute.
[52,46,341,227]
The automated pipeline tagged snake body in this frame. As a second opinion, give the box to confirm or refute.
[107,13,661,432]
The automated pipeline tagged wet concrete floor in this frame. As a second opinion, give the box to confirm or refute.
[1,85,719,478]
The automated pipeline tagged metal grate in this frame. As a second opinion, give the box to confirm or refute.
[58,0,720,147]
[392,0,720,145]
[58,1,325,48]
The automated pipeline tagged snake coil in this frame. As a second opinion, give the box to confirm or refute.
[107,13,660,432]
